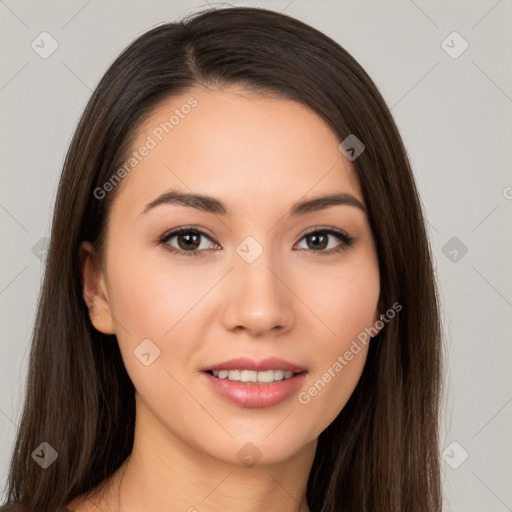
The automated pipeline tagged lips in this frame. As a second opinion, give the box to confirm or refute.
[200,356,307,408]
[201,356,306,373]
[210,369,296,383]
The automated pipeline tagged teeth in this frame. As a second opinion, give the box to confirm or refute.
[211,369,298,383]
[241,369,257,382]
[227,370,241,381]
[273,369,285,381]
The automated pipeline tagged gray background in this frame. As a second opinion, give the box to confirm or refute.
[1,1,511,510]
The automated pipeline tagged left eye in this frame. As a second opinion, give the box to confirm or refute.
[295,230,348,252]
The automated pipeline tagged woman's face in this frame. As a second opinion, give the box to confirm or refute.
[82,86,380,466]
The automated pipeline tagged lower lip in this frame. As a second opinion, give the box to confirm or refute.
[202,371,307,408]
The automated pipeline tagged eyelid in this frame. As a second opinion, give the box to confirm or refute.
[298,225,351,240]
[158,225,354,256]
[158,225,216,243]
[294,226,354,254]
[158,225,219,256]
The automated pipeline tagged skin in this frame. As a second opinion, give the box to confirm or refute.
[71,86,380,512]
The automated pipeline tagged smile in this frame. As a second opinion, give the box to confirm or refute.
[201,363,308,408]
[208,369,298,383]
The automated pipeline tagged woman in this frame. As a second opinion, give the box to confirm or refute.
[1,6,443,512]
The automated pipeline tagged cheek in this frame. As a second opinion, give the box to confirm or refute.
[293,251,379,434]
[105,239,217,339]
[298,249,380,342]
[103,237,223,390]
[297,342,369,440]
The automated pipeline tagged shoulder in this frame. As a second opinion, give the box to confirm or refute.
[66,494,107,512]
[65,497,86,511]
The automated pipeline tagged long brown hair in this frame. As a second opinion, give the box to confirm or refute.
[1,6,443,511]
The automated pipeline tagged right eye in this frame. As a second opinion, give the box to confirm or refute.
[158,227,220,257]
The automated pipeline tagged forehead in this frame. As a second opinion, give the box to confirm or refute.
[111,86,363,218]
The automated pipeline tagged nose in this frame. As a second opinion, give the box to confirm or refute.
[221,250,295,337]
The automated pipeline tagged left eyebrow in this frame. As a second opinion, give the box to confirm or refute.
[140,189,367,217]
[289,192,367,216]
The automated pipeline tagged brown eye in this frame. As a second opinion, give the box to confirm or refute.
[304,232,329,250]
[159,227,219,257]
[295,228,354,254]
[175,232,202,251]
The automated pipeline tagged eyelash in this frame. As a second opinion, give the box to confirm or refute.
[157,225,354,258]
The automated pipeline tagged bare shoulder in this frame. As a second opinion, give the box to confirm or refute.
[66,481,117,512]
[66,493,105,512]
[65,495,89,511]
[67,462,126,511]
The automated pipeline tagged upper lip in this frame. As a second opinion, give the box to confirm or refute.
[201,356,306,373]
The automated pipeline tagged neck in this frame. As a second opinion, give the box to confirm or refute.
[110,394,316,512]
